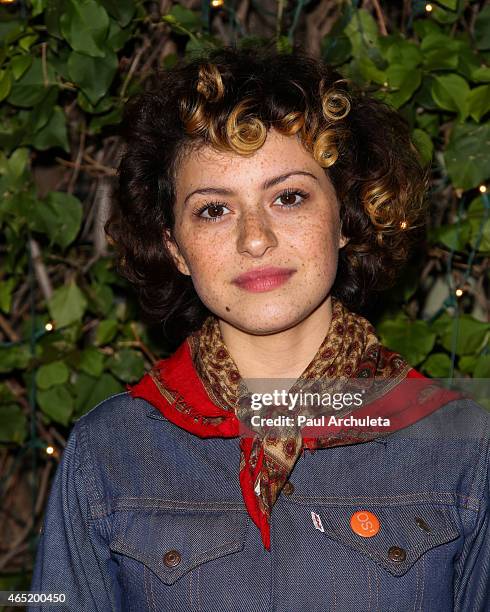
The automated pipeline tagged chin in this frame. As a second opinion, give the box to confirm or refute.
[219,308,308,336]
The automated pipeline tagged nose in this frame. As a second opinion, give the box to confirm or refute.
[236,209,278,257]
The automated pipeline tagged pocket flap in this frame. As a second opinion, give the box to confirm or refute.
[314,503,460,577]
[109,509,248,585]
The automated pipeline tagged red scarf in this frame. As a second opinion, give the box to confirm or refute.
[128,301,463,550]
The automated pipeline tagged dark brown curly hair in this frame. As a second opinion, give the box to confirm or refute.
[105,45,428,345]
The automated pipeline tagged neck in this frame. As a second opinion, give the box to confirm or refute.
[218,296,333,381]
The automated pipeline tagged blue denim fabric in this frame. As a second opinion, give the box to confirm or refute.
[29,392,490,612]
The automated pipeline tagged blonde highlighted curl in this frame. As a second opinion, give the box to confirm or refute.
[106,46,429,345]
[181,67,350,169]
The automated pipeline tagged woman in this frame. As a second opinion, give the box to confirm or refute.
[30,46,490,611]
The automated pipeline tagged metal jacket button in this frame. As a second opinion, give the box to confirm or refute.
[282,481,294,495]
[388,546,407,562]
[163,550,182,567]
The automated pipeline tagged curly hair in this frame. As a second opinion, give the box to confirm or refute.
[105,45,428,345]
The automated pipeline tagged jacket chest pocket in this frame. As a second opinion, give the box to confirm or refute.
[304,501,462,612]
[109,506,250,612]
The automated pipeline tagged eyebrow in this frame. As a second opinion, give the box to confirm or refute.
[183,170,319,206]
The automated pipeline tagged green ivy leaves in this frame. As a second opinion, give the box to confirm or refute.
[0,69,13,103]
[106,349,145,383]
[378,311,490,378]
[60,0,110,58]
[1,0,133,157]
[17,191,83,248]
[378,316,436,366]
[0,404,27,444]
[68,51,118,105]
[100,0,137,27]
[474,5,490,50]
[47,281,88,328]
[36,361,70,389]
[7,58,56,107]
[37,385,74,426]
[445,123,490,189]
[431,74,470,119]
[468,85,490,122]
[385,64,422,108]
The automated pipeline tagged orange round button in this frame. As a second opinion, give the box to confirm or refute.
[350,510,380,537]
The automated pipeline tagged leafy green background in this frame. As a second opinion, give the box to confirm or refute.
[0,0,489,590]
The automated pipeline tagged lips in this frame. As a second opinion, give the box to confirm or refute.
[232,267,296,292]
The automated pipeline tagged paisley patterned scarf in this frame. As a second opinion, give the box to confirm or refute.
[128,296,463,550]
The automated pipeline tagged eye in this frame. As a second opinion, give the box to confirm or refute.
[274,189,309,208]
[193,202,231,222]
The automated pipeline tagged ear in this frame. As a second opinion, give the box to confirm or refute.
[163,229,191,276]
[339,220,349,249]
[338,214,349,249]
[339,233,350,249]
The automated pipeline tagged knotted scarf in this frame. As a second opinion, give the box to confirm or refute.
[128,297,463,550]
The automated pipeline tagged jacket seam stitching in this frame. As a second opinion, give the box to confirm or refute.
[467,406,490,499]
[77,419,108,519]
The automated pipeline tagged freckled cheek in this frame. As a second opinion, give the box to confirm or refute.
[183,239,228,281]
[291,217,339,256]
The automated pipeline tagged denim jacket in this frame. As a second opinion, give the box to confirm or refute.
[29,391,490,612]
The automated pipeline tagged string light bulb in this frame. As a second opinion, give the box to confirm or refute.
[46,445,55,455]
[0,0,17,4]
[400,220,408,229]
[425,3,433,11]
[45,322,54,331]
[479,185,487,193]
[210,0,224,7]
[455,288,463,297]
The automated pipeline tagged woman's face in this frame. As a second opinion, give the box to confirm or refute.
[167,128,347,335]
